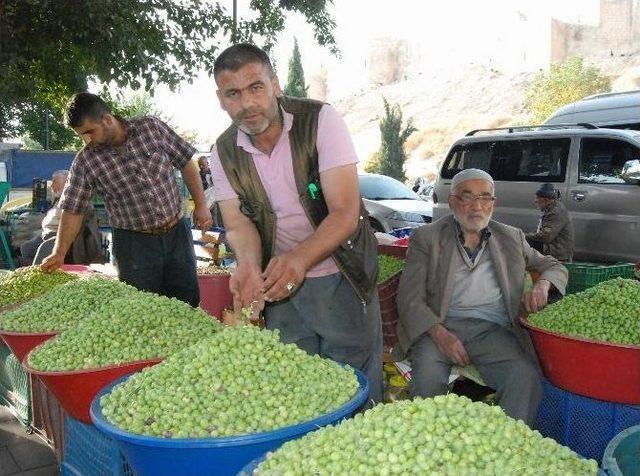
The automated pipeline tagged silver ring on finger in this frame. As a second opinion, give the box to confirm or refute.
[285,281,297,293]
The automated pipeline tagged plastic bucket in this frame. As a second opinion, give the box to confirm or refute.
[90,369,369,476]
[602,425,640,476]
[0,330,57,362]
[520,316,640,404]
[23,353,162,423]
[197,273,232,320]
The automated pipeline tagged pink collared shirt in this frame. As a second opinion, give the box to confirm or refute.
[210,104,359,277]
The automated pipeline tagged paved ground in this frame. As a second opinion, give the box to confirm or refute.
[0,407,58,476]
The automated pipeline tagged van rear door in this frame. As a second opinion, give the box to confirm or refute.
[567,136,640,262]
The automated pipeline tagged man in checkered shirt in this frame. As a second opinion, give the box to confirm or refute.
[41,93,212,306]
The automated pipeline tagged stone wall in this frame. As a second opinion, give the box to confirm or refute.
[551,0,640,63]
[308,69,328,102]
[368,38,410,86]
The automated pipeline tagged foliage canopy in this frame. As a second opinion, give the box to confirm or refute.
[0,0,337,141]
[525,57,610,123]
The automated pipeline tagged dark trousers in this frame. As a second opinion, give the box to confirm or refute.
[264,273,383,406]
[526,236,544,254]
[112,218,199,307]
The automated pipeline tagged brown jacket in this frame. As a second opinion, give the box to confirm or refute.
[395,215,568,361]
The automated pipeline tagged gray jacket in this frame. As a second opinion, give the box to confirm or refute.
[395,215,568,362]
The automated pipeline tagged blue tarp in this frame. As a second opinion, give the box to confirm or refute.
[1,150,76,188]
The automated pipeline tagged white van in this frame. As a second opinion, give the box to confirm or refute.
[544,90,640,130]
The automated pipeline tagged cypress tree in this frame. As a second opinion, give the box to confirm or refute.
[368,98,416,183]
[283,38,308,98]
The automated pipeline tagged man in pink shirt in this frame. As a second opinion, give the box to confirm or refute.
[210,43,382,403]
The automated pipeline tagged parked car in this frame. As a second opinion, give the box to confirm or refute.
[544,90,640,131]
[432,124,640,263]
[359,173,432,232]
[412,176,435,201]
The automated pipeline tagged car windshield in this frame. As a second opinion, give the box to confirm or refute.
[359,175,419,200]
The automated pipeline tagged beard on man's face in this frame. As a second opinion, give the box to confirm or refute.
[453,208,493,233]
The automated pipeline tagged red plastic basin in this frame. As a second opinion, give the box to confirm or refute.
[378,244,408,259]
[23,354,162,423]
[0,330,58,362]
[520,316,640,404]
[198,274,232,320]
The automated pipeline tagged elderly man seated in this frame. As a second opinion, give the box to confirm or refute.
[395,169,568,425]
[20,170,103,265]
[20,170,69,265]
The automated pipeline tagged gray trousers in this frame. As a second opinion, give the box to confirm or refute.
[409,317,541,425]
[264,273,383,406]
[20,234,44,265]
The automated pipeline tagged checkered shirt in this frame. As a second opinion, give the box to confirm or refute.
[60,116,196,231]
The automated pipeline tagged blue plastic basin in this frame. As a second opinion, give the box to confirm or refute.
[602,424,640,476]
[90,368,369,476]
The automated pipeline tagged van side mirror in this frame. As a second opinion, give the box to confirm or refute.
[621,159,640,185]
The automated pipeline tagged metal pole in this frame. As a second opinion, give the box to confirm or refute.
[44,109,50,150]
[232,0,237,42]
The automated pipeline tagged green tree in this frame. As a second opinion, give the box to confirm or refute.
[365,99,416,183]
[16,105,82,151]
[107,92,163,119]
[283,38,308,97]
[0,0,337,140]
[525,57,610,123]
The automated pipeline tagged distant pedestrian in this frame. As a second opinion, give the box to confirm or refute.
[525,183,574,262]
[198,155,213,190]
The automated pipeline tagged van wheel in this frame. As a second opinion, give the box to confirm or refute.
[369,218,384,233]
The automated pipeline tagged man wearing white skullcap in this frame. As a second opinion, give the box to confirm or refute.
[395,168,568,425]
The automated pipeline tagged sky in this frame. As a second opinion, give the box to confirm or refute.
[151,0,600,150]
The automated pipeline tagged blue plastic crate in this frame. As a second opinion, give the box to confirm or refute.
[536,379,640,462]
[63,415,133,476]
[388,227,413,238]
[0,344,31,426]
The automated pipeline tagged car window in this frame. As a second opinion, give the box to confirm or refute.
[514,139,569,181]
[442,142,493,177]
[579,138,640,184]
[600,123,640,131]
[359,175,419,200]
[441,138,569,182]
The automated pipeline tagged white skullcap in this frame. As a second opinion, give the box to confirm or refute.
[451,168,494,191]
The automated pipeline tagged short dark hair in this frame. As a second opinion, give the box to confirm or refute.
[213,43,274,80]
[65,92,111,128]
